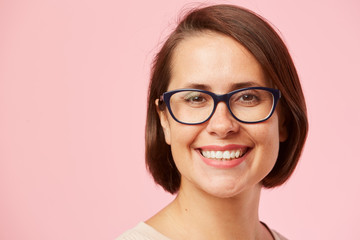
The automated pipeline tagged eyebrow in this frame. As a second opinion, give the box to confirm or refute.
[230,82,260,90]
[182,81,261,91]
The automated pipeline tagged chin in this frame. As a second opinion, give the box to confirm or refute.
[199,180,254,199]
[210,191,242,199]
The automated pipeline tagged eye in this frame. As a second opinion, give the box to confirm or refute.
[188,96,205,102]
[240,94,256,102]
[232,91,261,106]
[184,92,207,103]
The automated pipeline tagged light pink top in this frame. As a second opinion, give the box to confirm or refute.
[117,222,288,240]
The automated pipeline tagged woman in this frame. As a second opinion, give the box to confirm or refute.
[119,4,307,240]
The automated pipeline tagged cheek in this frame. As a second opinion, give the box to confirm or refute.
[247,116,281,165]
[167,123,204,178]
[168,122,200,154]
[248,124,279,145]
[253,113,281,143]
[170,131,193,176]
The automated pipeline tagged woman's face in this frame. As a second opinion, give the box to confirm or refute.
[157,32,287,198]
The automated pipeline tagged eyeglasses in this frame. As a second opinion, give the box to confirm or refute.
[159,87,281,125]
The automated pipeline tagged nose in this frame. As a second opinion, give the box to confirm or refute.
[205,102,239,138]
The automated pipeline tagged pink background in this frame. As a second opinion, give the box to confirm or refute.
[1,0,359,239]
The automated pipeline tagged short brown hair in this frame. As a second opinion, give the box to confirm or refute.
[145,4,308,194]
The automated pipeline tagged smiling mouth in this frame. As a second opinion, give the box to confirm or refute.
[200,148,248,161]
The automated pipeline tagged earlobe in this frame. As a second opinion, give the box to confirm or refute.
[155,99,171,145]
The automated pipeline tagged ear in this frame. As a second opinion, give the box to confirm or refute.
[155,99,171,145]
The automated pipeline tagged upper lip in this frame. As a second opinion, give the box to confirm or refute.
[197,144,249,151]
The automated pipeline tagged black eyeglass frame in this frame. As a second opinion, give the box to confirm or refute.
[159,87,281,125]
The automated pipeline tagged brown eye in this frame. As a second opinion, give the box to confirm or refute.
[240,94,255,101]
[187,96,205,103]
[235,93,260,106]
[183,92,209,104]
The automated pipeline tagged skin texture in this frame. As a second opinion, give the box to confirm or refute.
[149,32,287,240]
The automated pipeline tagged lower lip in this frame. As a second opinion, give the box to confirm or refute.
[198,150,248,169]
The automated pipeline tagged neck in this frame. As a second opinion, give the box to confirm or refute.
[148,182,270,240]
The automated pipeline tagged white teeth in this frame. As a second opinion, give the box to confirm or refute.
[223,151,230,159]
[201,149,246,160]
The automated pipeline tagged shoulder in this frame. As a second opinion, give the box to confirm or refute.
[116,222,171,240]
[262,222,288,240]
[270,228,289,240]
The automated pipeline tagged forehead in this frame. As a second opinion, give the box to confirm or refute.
[169,32,268,92]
